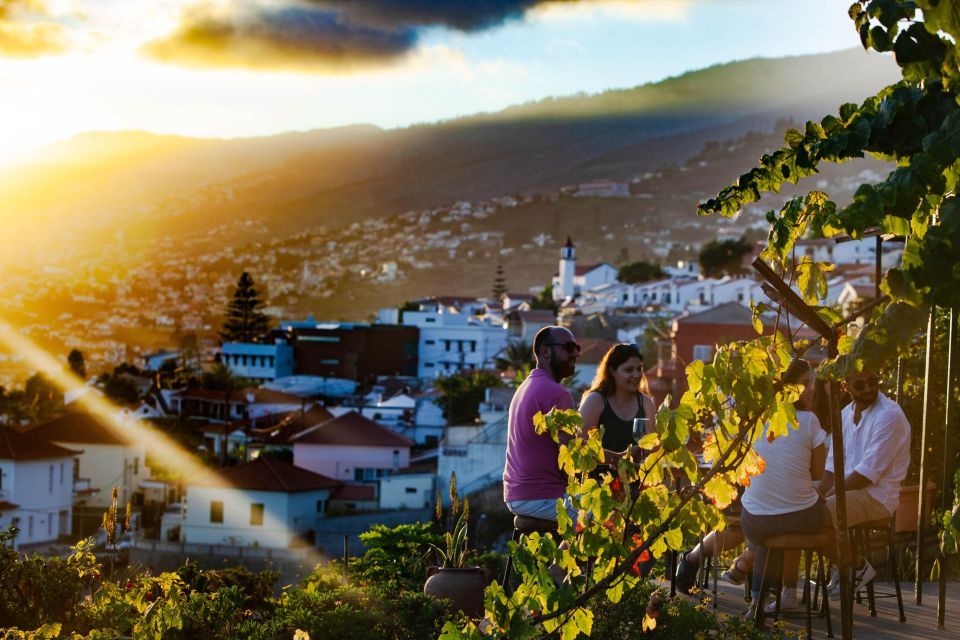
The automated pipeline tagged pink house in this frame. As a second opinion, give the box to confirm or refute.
[291,411,414,482]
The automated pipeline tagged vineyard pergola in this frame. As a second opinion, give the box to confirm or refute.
[445,3,960,639]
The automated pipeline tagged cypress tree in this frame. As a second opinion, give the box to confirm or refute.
[220,271,271,342]
[492,261,507,301]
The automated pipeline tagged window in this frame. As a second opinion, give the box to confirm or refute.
[133,457,139,475]
[425,340,435,345]
[27,516,33,538]
[210,501,224,523]
[692,345,714,362]
[425,363,434,369]
[392,450,400,470]
[73,459,80,480]
[470,341,477,352]
[316,499,326,514]
[405,487,418,494]
[425,317,436,323]
[443,340,451,352]
[49,465,54,493]
[250,503,264,526]
[59,463,64,486]
[48,516,52,536]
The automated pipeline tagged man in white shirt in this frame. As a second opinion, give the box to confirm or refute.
[818,368,912,592]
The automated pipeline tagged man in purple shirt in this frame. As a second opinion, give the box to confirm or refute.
[503,325,580,521]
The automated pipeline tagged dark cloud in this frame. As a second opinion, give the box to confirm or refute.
[0,0,71,58]
[143,4,422,72]
[310,0,563,33]
[144,0,585,72]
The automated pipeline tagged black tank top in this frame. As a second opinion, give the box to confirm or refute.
[598,392,647,452]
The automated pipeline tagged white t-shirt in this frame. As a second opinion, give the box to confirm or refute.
[741,410,827,516]
[824,392,911,514]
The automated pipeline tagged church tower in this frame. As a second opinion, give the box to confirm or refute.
[555,236,576,300]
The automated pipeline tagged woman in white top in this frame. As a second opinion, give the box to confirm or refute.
[741,361,828,617]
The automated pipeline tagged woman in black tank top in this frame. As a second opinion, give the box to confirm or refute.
[578,343,656,459]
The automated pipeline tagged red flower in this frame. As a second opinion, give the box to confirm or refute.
[575,521,585,534]
[629,534,651,575]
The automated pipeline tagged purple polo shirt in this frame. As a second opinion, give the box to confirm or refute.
[503,368,575,502]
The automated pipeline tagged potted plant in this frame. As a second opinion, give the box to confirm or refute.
[423,476,490,618]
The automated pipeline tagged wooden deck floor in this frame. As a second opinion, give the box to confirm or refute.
[691,579,960,639]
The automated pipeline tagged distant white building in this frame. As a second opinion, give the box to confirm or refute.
[795,237,877,265]
[551,237,618,300]
[574,180,630,198]
[0,429,78,550]
[402,309,508,378]
[181,457,339,548]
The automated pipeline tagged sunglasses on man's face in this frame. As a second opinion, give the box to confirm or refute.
[848,377,880,393]
[545,341,581,354]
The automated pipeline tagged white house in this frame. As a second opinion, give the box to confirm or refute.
[292,411,414,482]
[707,276,765,308]
[0,429,79,550]
[795,237,877,265]
[412,391,446,447]
[379,468,435,511]
[402,309,508,378]
[221,341,295,382]
[360,392,416,427]
[25,412,150,511]
[551,238,619,301]
[181,457,340,548]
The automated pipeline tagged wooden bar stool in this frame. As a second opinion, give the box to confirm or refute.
[849,517,906,622]
[502,515,558,595]
[754,531,834,640]
[700,516,751,607]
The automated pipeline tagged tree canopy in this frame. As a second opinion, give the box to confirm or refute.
[697,237,753,278]
[220,272,271,343]
[616,261,664,284]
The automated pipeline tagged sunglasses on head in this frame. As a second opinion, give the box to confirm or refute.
[544,340,581,354]
[848,377,880,393]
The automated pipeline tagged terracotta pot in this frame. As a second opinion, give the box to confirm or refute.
[424,566,491,618]
[894,482,937,533]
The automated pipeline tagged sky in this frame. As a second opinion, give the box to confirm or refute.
[0,0,865,163]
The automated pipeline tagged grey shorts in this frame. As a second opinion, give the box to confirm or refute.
[506,495,578,523]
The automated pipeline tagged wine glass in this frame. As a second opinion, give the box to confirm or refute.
[632,417,651,443]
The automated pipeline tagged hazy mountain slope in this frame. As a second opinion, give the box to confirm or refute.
[0,47,899,263]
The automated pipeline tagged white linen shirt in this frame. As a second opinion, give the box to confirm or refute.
[742,411,827,516]
[824,392,911,514]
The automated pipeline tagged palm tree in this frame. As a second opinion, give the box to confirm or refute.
[495,341,533,373]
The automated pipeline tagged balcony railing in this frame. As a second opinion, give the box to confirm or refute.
[73,478,93,495]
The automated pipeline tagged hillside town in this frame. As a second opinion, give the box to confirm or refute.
[0,229,902,560]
